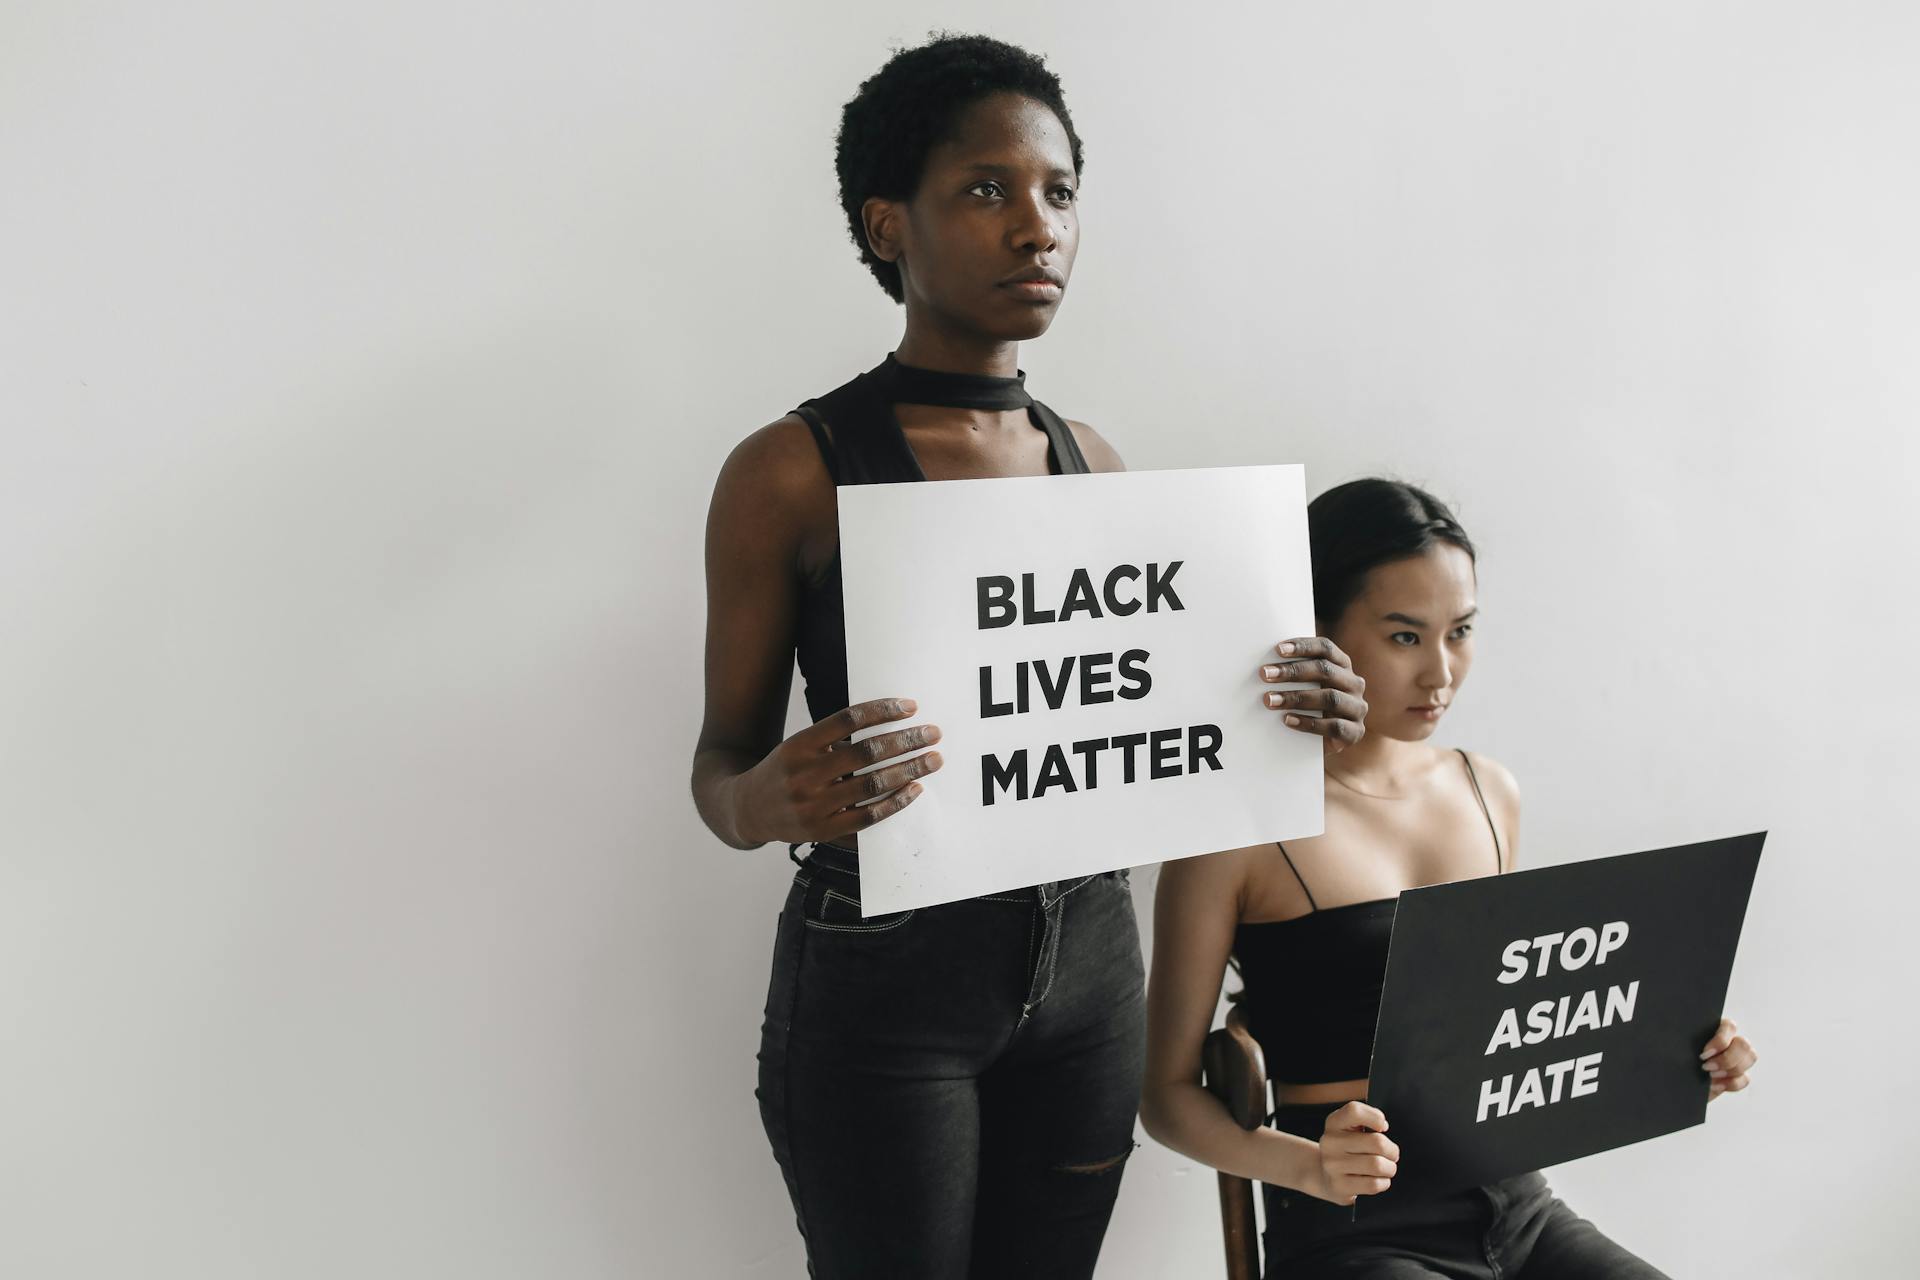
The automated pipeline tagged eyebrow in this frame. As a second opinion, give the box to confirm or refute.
[956,161,1077,182]
[1383,608,1479,627]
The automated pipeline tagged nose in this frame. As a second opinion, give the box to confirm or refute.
[1418,646,1453,692]
[1009,189,1061,256]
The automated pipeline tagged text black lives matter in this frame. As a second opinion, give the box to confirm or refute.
[974,561,1223,805]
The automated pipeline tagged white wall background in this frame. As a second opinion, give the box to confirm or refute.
[5,2,1915,1275]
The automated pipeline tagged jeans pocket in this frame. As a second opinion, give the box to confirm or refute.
[801,880,916,934]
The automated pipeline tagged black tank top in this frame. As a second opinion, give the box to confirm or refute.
[1231,748,1505,1084]
[790,354,1091,725]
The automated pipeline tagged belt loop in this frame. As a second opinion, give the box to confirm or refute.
[788,842,813,868]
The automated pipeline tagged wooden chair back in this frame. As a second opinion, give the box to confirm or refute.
[1200,1004,1268,1280]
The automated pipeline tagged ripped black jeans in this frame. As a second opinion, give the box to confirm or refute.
[757,844,1147,1279]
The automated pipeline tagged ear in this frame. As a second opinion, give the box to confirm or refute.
[861,196,905,264]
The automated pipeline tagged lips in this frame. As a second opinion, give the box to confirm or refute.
[1000,265,1066,287]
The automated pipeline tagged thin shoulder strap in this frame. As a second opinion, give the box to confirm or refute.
[1456,748,1504,873]
[1028,399,1092,475]
[1274,841,1319,912]
[791,404,841,485]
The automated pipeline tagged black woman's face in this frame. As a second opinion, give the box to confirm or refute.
[890,93,1080,340]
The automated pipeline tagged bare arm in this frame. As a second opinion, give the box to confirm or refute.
[1139,849,1327,1192]
[690,421,811,848]
[689,419,940,849]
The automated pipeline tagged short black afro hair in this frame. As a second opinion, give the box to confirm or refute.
[836,33,1084,304]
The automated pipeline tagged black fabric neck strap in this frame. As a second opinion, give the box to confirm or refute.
[865,352,1033,410]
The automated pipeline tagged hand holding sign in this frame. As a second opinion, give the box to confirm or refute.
[1310,1101,1401,1206]
[1701,1017,1756,1099]
[1259,637,1368,754]
[730,697,945,845]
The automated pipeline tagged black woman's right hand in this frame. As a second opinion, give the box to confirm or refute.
[730,697,944,846]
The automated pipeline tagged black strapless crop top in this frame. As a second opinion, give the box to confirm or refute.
[1232,899,1397,1085]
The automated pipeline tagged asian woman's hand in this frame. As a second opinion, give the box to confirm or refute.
[729,698,943,846]
[1309,1101,1399,1204]
[1701,1017,1756,1099]
[1261,638,1368,755]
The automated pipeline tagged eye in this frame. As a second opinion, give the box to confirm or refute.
[1389,631,1419,647]
[1050,185,1078,205]
[968,180,1005,199]
[1449,623,1474,641]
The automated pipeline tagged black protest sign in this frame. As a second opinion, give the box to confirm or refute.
[1366,832,1763,1193]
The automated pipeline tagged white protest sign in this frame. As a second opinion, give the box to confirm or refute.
[837,464,1322,914]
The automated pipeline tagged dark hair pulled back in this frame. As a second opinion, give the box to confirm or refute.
[1307,479,1476,627]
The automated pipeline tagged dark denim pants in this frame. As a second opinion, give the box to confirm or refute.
[757,844,1147,1279]
[1260,1102,1671,1279]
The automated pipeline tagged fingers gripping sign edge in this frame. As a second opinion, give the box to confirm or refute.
[1328,1100,1389,1135]
[804,696,918,752]
[817,698,944,838]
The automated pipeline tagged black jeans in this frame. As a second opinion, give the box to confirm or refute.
[1261,1103,1671,1279]
[757,844,1147,1279]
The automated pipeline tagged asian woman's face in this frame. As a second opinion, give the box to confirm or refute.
[1327,544,1479,743]
[877,92,1080,341]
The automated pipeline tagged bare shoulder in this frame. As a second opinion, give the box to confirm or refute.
[1154,843,1260,914]
[713,413,833,507]
[706,413,839,578]
[1064,418,1127,473]
[1460,750,1520,811]
[1459,749,1522,868]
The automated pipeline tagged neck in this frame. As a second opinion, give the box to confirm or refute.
[895,318,1021,378]
[1327,732,1431,793]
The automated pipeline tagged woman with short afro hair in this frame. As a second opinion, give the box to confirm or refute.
[691,34,1365,1278]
